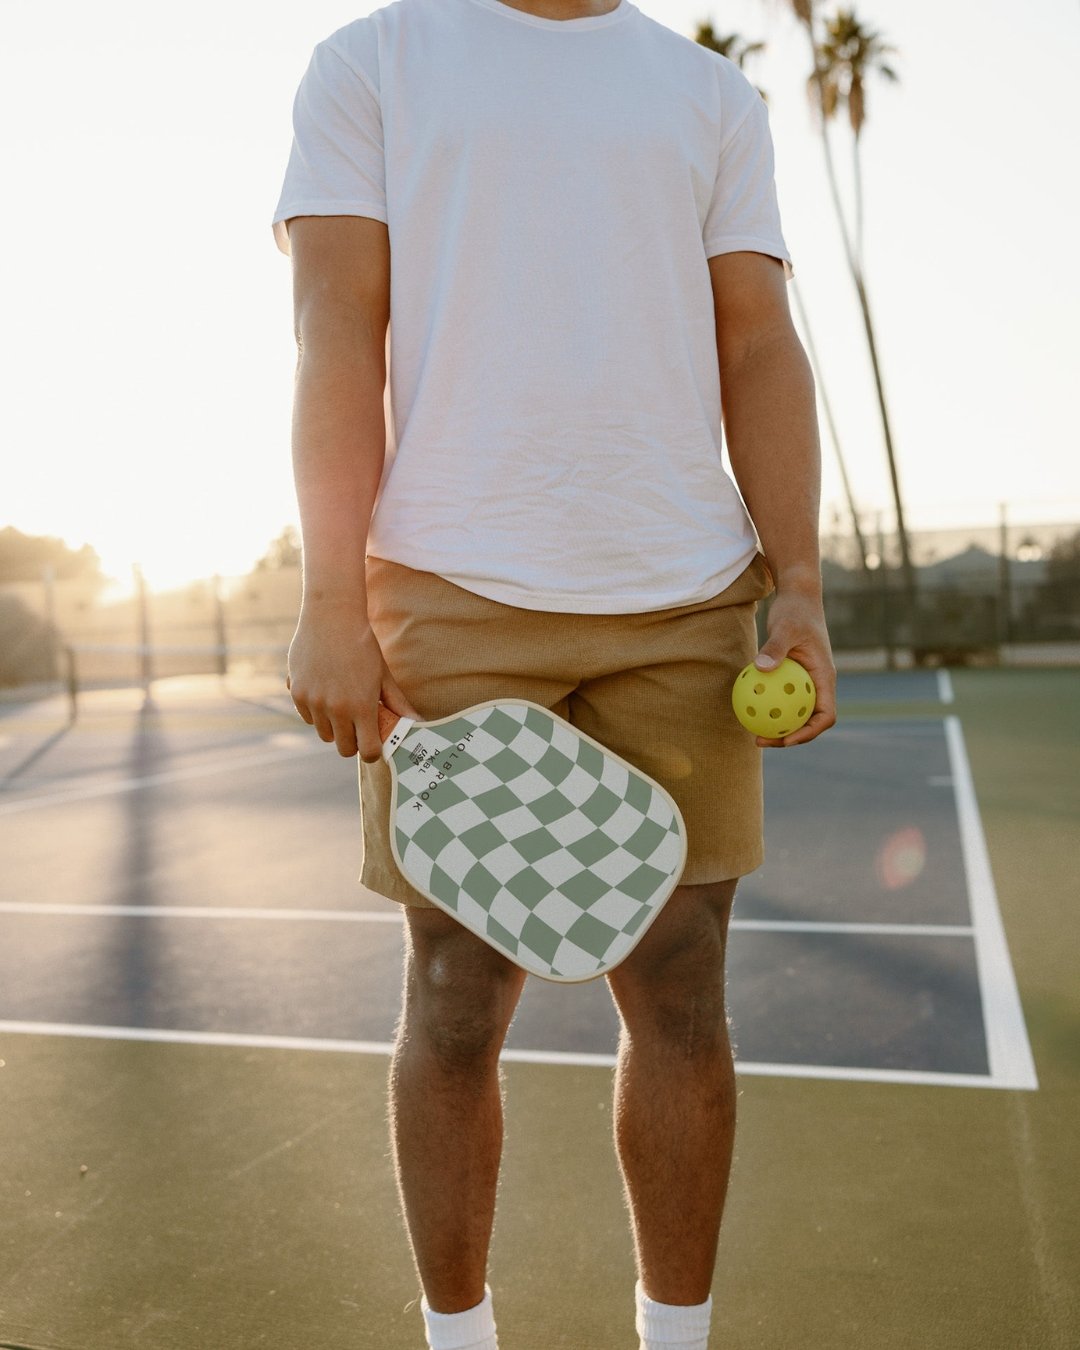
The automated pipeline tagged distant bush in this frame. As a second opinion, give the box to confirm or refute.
[0,593,58,686]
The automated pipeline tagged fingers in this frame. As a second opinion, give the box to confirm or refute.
[286,686,418,762]
[749,614,837,748]
[755,701,836,749]
[754,658,837,748]
[287,681,361,758]
[356,706,384,764]
[355,678,422,764]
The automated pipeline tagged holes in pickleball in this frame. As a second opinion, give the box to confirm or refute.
[783,682,795,694]
[798,706,808,717]
[746,705,756,717]
[769,708,782,719]
[805,681,812,693]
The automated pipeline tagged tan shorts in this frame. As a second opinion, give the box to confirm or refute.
[358,553,774,908]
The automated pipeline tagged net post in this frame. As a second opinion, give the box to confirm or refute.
[64,644,78,725]
[212,573,228,678]
[134,563,153,706]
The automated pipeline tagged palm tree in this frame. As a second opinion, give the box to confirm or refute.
[693,23,766,76]
[814,11,899,274]
[780,1,917,636]
[695,21,870,571]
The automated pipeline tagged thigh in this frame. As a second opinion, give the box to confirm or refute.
[568,554,772,887]
[606,878,737,1023]
[360,556,578,909]
[365,555,579,717]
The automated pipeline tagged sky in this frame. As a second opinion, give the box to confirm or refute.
[2,0,1078,593]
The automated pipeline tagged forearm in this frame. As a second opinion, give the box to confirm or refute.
[291,343,386,615]
[721,329,822,597]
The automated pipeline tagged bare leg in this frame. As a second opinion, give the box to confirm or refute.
[388,907,528,1313]
[606,879,739,1306]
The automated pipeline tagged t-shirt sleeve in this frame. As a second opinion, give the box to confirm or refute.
[702,92,793,281]
[271,39,387,256]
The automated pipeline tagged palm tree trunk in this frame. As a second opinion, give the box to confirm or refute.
[805,39,918,644]
[850,262,917,624]
[849,136,917,633]
[790,275,869,571]
[853,131,864,270]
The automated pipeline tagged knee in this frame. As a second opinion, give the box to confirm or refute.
[614,976,729,1062]
[402,924,525,1071]
[607,929,729,1060]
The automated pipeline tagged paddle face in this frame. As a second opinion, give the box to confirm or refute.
[381,699,687,982]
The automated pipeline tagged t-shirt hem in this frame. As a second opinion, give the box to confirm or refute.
[273,202,389,254]
[366,547,761,614]
[704,234,793,280]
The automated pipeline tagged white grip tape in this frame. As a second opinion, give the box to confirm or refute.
[382,716,415,762]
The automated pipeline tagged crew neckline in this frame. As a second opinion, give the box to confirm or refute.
[466,0,633,32]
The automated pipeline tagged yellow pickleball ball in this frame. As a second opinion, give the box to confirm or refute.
[732,657,816,738]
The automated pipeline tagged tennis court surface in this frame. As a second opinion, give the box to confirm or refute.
[1,668,1076,1347]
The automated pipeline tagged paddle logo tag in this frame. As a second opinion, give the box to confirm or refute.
[394,728,477,811]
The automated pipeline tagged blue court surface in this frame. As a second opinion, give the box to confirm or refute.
[0,671,1033,1091]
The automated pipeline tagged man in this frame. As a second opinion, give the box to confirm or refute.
[272,0,835,1347]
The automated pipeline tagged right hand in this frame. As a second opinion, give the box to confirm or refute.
[285,604,420,762]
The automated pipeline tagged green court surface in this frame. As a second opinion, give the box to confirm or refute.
[0,669,1077,1348]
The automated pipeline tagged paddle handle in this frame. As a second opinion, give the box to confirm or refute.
[377,702,400,742]
[378,702,417,761]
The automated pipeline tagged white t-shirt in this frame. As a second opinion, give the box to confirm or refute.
[272,0,793,613]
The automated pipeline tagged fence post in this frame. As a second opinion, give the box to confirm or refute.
[134,563,152,703]
[42,563,60,683]
[997,502,1013,646]
[877,515,895,670]
[213,573,228,678]
[64,644,78,725]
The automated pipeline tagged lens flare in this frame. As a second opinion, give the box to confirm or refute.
[875,826,927,890]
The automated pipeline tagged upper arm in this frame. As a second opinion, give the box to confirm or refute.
[708,250,795,371]
[288,214,390,357]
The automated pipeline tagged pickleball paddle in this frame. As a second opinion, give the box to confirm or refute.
[374,698,687,983]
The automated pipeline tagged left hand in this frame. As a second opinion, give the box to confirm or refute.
[751,587,836,748]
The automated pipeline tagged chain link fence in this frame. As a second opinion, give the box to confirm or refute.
[2,506,1078,698]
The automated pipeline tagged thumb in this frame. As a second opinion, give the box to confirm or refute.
[754,639,788,672]
[381,675,422,721]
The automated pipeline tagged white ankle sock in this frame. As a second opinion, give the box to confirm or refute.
[420,1283,498,1350]
[635,1280,713,1350]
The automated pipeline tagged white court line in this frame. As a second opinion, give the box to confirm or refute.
[0,902,973,939]
[0,903,405,922]
[0,1020,1016,1089]
[732,919,974,938]
[937,669,955,704]
[0,744,324,817]
[945,714,1038,1090]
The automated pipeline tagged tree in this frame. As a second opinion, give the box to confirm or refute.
[1027,529,1080,638]
[694,23,767,95]
[694,20,869,571]
[0,526,106,586]
[814,10,898,269]
[0,593,56,687]
[253,525,302,571]
[773,1,916,629]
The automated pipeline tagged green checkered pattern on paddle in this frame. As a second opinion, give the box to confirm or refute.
[389,702,685,981]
